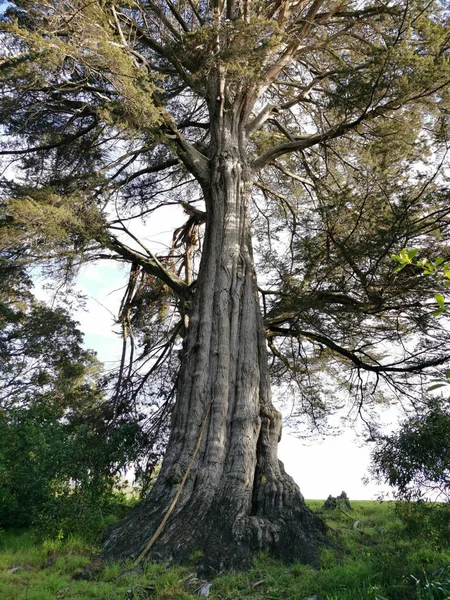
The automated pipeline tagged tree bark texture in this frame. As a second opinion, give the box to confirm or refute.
[103,104,324,574]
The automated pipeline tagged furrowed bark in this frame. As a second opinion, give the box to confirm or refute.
[103,96,324,575]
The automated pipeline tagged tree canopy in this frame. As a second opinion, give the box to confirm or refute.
[1,0,449,429]
[0,256,100,408]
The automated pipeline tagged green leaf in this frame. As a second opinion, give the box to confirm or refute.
[393,264,406,274]
[407,248,419,260]
[435,293,445,307]
[427,383,447,391]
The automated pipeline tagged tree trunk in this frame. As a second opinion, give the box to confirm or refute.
[103,105,325,575]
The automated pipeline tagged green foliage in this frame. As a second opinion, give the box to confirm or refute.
[0,352,139,540]
[4,190,106,257]
[395,251,450,316]
[1,1,162,131]
[327,1,450,123]
[410,567,450,600]
[0,256,144,539]
[0,258,102,410]
[177,17,284,86]
[370,401,450,503]
[391,248,422,272]
[0,0,449,436]
[395,502,450,550]
[391,250,450,315]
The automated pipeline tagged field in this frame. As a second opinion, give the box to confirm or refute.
[1,501,449,600]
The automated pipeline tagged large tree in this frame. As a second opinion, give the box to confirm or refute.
[1,0,450,573]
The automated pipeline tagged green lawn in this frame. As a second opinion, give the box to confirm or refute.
[1,501,449,600]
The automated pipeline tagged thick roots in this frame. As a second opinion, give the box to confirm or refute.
[103,463,326,575]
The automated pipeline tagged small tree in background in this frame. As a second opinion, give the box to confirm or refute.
[371,400,450,545]
[0,255,146,539]
[371,401,450,503]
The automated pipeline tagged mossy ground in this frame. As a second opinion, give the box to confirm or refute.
[1,501,449,600]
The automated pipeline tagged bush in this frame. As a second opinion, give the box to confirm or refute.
[0,398,138,541]
[395,502,450,549]
[371,400,450,502]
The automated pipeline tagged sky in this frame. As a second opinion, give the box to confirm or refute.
[65,258,391,502]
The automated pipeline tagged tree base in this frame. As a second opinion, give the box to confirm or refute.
[103,461,326,575]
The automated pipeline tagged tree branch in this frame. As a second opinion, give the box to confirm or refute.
[0,120,98,155]
[106,235,190,300]
[114,158,180,186]
[252,115,367,169]
[246,103,280,136]
[266,325,450,374]
[163,121,210,184]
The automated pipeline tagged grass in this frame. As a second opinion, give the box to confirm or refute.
[0,501,449,600]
